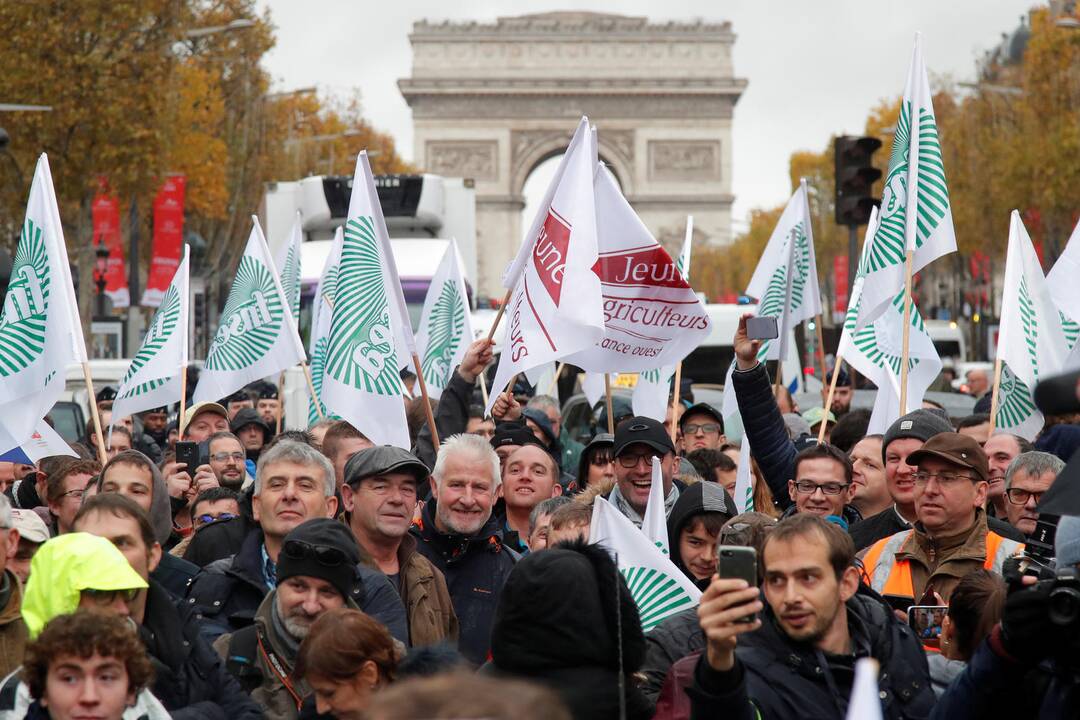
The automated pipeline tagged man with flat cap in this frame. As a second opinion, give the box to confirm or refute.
[341,446,458,647]
[609,416,682,526]
[860,432,1024,606]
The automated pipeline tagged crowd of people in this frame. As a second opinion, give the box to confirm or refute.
[0,316,1078,719]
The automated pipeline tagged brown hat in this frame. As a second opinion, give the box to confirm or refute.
[906,432,989,483]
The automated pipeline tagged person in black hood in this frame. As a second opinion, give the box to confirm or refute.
[490,540,652,720]
[666,481,736,588]
[230,407,273,463]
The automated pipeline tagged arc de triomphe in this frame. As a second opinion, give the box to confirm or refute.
[398,12,747,298]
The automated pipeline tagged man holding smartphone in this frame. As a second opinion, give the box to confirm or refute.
[688,514,934,719]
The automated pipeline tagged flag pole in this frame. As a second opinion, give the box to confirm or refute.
[275,371,285,434]
[411,352,440,450]
[669,363,683,442]
[604,373,615,434]
[301,362,324,423]
[819,354,844,444]
[899,250,915,415]
[773,363,783,395]
[988,353,1004,436]
[814,314,828,384]
[81,363,108,466]
[485,289,513,344]
[546,362,565,396]
[478,371,490,413]
[178,366,188,439]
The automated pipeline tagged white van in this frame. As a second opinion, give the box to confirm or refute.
[924,320,967,362]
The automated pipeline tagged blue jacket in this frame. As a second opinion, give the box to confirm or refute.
[185,528,409,645]
[730,362,798,510]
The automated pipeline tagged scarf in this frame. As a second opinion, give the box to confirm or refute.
[268,594,302,661]
[609,482,679,528]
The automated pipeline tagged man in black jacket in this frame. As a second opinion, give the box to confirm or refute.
[184,440,408,643]
[689,514,935,720]
[73,493,261,720]
[414,432,517,665]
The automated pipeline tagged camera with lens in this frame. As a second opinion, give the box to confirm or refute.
[1043,567,1080,628]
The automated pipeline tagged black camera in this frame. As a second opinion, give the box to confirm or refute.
[1045,567,1080,627]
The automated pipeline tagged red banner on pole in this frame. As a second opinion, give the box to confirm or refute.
[142,175,186,307]
[833,255,849,313]
[91,193,130,309]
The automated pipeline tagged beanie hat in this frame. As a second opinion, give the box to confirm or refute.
[276,519,361,601]
[881,409,954,461]
[1056,515,1080,568]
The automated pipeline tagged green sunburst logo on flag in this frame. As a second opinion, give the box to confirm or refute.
[0,219,51,377]
[205,256,283,372]
[420,280,466,389]
[115,282,181,401]
[622,566,696,632]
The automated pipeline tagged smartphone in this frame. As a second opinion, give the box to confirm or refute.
[175,441,199,476]
[718,546,758,623]
[908,605,948,649]
[746,316,779,341]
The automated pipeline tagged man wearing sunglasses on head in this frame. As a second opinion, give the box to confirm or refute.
[213,518,389,720]
[860,433,1024,607]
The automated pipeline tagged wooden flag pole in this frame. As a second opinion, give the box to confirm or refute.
[899,250,915,415]
[814,314,828,385]
[546,362,565,396]
[81,362,108,466]
[178,366,188,439]
[485,289,514,344]
[301,362,324,423]
[411,352,440,450]
[773,363,783,395]
[275,371,285,434]
[604,373,615,434]
[670,363,683,442]
[988,353,1004,436]
[478,371,490,413]
[819,354,844,444]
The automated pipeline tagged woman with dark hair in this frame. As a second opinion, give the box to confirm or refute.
[575,433,615,493]
[293,608,399,719]
[929,569,1006,697]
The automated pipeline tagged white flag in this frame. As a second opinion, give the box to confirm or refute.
[732,438,755,514]
[857,33,956,329]
[487,117,604,415]
[676,216,693,282]
[307,227,343,426]
[275,211,303,324]
[0,154,87,452]
[582,372,608,412]
[562,167,710,372]
[0,421,77,464]
[993,211,1068,440]
[589,497,701,632]
[846,658,885,720]
[1045,217,1080,365]
[632,367,674,423]
[838,207,941,426]
[415,240,474,401]
[321,152,413,448]
[112,246,190,423]
[193,217,306,404]
[642,457,670,556]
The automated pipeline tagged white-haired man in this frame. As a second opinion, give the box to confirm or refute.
[185,441,407,644]
[413,433,518,665]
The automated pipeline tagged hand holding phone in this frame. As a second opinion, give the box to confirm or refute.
[718,546,759,624]
[745,316,779,341]
[908,605,948,649]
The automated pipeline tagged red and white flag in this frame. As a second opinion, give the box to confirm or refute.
[487,117,604,413]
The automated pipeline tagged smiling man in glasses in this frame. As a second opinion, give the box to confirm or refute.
[784,444,862,527]
[860,433,1024,606]
[609,416,681,526]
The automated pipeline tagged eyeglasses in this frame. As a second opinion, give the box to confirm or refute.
[617,453,653,469]
[195,512,238,526]
[84,588,139,605]
[793,481,849,496]
[281,540,349,568]
[210,451,246,463]
[683,423,722,436]
[1005,488,1043,505]
[589,451,613,467]
[59,489,85,501]
[912,471,976,487]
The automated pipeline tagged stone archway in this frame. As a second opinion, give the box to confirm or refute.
[399,11,747,299]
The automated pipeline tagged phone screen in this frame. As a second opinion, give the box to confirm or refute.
[907,605,947,649]
[746,316,779,341]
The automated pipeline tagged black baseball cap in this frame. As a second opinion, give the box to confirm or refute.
[344,446,430,486]
[680,403,724,430]
[613,416,676,458]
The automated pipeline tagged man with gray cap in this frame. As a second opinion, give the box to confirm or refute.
[214,518,383,720]
[850,410,1025,550]
[860,433,1024,605]
[342,446,458,647]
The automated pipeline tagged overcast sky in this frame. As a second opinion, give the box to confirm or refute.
[259,0,1033,233]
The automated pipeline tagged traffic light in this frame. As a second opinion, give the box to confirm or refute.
[834,135,882,226]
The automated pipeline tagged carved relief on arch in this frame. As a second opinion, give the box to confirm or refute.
[510,127,635,195]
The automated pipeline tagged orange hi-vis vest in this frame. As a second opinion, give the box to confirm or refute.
[861,529,1022,601]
